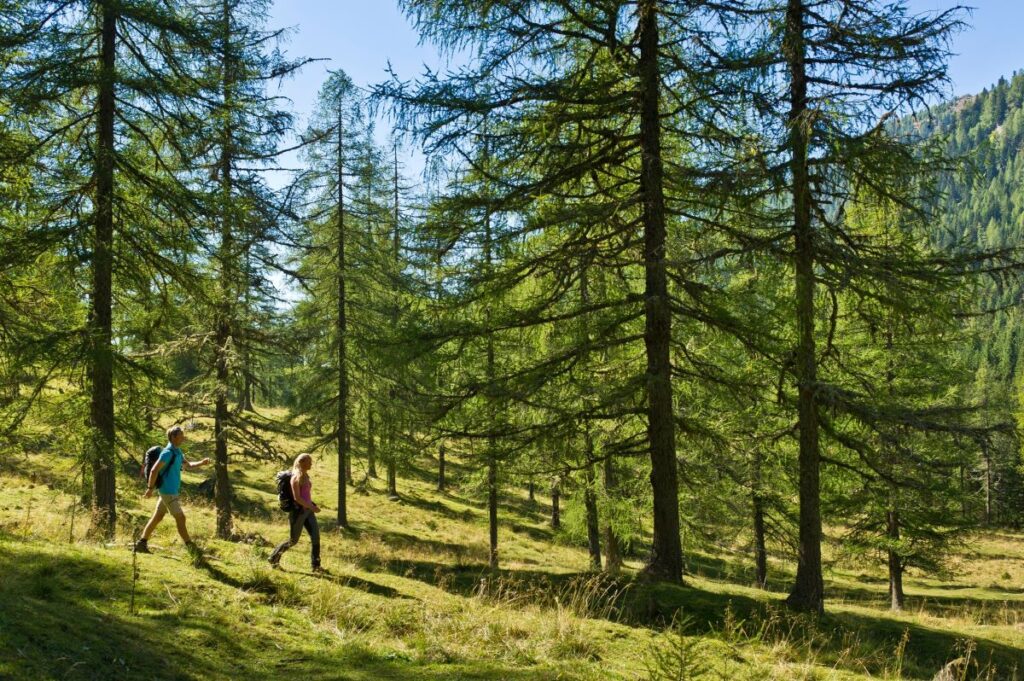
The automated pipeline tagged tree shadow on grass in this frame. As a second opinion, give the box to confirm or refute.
[356,551,1024,681]
[399,467,546,522]
[350,527,490,568]
[194,556,247,590]
[387,458,443,488]
[686,548,1024,622]
[227,491,275,521]
[684,550,792,592]
[984,584,1024,596]
[382,487,555,552]
[390,492,478,523]
[638,579,1023,678]
[0,543,217,680]
[0,453,86,501]
[414,451,473,482]
[273,650,581,681]
[825,578,1024,614]
[0,539,594,681]
[293,569,412,600]
[503,519,554,543]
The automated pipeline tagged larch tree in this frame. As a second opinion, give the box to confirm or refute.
[294,70,395,527]
[193,0,305,538]
[1,0,212,536]
[378,0,752,585]
[830,192,997,611]
[710,0,969,612]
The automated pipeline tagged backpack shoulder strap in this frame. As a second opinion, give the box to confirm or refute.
[156,447,180,485]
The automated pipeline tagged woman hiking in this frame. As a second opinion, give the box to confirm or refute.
[269,453,322,572]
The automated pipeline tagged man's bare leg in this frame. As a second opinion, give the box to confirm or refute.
[141,503,167,541]
[173,513,192,545]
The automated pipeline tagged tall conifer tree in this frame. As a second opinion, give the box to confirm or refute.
[2,0,212,536]
[379,0,736,584]
[708,0,967,612]
[194,0,305,538]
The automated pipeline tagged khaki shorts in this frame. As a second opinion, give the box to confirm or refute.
[156,494,185,519]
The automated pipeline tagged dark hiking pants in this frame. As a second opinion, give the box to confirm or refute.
[269,508,321,568]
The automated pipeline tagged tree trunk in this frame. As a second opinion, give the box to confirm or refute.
[387,462,397,497]
[367,407,377,478]
[551,477,561,529]
[752,495,768,590]
[213,340,232,539]
[393,144,401,257]
[484,323,498,568]
[385,144,402,505]
[752,448,768,589]
[528,480,535,502]
[239,367,254,412]
[983,442,992,526]
[883,329,903,611]
[603,453,623,574]
[488,447,498,570]
[959,464,967,520]
[143,332,155,433]
[584,440,602,571]
[579,241,605,572]
[437,443,446,492]
[387,450,398,499]
[89,1,118,538]
[212,1,240,540]
[637,0,682,584]
[238,254,255,413]
[335,101,348,529]
[887,509,905,611]
[213,252,233,537]
[784,0,824,614]
[346,430,353,485]
[481,132,499,571]
[214,1,235,540]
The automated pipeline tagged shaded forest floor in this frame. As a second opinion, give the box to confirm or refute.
[1,414,1022,680]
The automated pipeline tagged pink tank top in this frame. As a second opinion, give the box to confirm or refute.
[298,478,312,505]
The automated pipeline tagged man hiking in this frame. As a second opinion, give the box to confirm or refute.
[134,425,210,554]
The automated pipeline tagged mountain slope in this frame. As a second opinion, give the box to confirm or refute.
[907,72,1024,385]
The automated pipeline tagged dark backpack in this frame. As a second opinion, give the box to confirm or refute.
[275,470,296,511]
[142,446,178,489]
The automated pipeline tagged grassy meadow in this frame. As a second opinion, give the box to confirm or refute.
[1,412,1022,680]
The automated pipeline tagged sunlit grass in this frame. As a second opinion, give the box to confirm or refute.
[1,409,1022,679]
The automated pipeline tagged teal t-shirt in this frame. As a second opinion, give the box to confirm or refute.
[157,444,184,495]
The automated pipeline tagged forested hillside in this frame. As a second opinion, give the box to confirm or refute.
[898,72,1024,525]
[917,71,1024,384]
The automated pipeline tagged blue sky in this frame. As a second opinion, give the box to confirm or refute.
[907,0,1024,95]
[266,0,1024,176]
[266,3,442,137]
[268,1,1024,111]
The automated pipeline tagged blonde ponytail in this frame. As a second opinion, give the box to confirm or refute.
[292,453,312,483]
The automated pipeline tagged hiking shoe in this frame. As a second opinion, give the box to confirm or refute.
[134,538,151,554]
